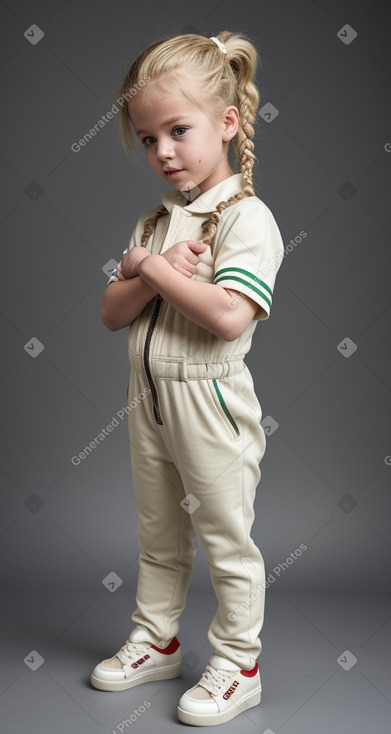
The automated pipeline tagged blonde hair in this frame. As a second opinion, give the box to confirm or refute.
[114,31,261,248]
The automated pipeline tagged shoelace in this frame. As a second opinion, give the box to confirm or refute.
[198,664,239,696]
[117,640,150,665]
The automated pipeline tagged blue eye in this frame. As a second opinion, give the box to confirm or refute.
[142,127,189,145]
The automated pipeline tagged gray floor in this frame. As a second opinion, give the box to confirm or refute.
[1,589,390,733]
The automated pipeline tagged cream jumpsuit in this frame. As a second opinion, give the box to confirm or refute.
[107,173,284,671]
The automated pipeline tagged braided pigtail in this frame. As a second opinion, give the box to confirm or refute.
[140,205,168,247]
[200,194,246,247]
[199,31,260,247]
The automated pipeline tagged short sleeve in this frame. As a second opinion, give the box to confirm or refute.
[213,198,285,320]
[105,205,160,286]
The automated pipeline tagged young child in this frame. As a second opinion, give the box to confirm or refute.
[90,31,284,726]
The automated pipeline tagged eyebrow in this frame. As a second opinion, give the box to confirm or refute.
[135,116,192,136]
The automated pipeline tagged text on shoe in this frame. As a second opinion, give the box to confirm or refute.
[222,680,239,699]
[131,654,150,669]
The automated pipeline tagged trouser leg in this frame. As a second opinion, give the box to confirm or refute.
[190,444,266,671]
[157,368,267,670]
[126,370,196,647]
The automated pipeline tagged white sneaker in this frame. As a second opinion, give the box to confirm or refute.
[177,655,261,726]
[90,636,181,692]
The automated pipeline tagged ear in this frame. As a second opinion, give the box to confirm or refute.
[222,106,239,142]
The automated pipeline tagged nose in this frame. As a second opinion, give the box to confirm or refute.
[155,136,175,161]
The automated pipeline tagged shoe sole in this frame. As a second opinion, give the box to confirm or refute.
[177,687,262,726]
[90,661,182,692]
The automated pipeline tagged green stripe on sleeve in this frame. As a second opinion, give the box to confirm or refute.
[214,274,272,309]
[214,267,273,297]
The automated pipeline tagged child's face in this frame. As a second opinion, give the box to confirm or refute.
[128,77,238,197]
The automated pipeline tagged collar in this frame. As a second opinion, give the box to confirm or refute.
[160,173,245,214]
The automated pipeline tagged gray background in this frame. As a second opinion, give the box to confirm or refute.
[1,0,390,732]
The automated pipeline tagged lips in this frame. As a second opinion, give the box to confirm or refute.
[164,168,183,174]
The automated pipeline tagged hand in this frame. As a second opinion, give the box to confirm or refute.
[117,247,151,280]
[160,240,208,278]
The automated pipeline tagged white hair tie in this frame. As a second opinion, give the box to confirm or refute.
[209,36,227,54]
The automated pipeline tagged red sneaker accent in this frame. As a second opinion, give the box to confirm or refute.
[150,636,180,655]
[240,662,259,677]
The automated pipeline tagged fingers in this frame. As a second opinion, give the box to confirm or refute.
[185,242,206,267]
[187,240,208,251]
[175,264,195,278]
[182,258,199,272]
[117,266,126,280]
[116,260,126,280]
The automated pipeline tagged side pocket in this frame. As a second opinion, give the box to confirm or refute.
[212,378,241,437]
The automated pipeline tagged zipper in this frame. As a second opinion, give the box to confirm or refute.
[143,293,164,424]
[212,378,240,436]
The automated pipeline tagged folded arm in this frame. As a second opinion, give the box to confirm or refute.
[100,276,158,331]
[137,254,258,342]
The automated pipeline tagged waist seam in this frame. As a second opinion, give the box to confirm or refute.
[128,351,246,380]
